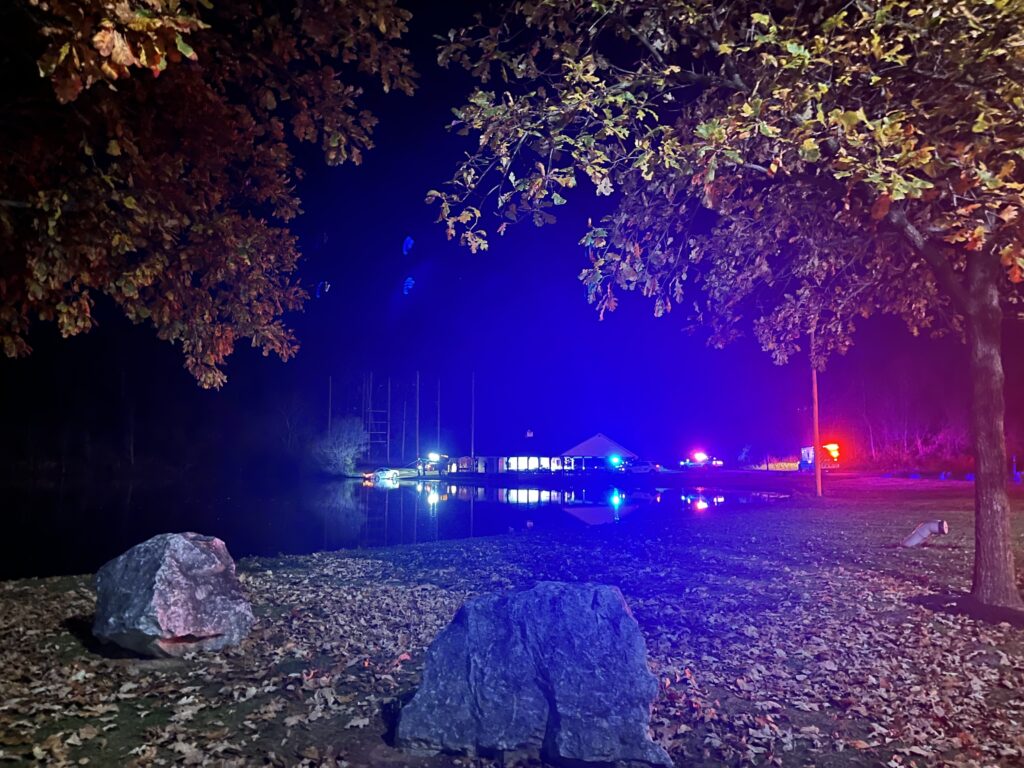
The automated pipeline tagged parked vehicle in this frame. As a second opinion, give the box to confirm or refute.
[680,451,724,468]
[798,443,841,471]
[363,468,399,487]
[628,461,662,474]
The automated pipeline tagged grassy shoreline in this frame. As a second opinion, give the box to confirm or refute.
[2,479,1023,767]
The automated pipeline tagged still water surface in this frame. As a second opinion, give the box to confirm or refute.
[2,479,783,580]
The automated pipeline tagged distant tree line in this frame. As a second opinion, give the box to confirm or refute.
[0,376,369,490]
[824,357,1000,472]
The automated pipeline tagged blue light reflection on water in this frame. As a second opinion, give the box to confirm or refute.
[0,480,787,579]
[337,480,786,549]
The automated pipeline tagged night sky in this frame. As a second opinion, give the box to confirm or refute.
[1,0,1020,473]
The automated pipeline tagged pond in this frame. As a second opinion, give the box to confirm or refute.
[1,479,787,580]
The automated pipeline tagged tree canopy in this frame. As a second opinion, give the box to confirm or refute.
[433,0,1024,609]
[1,0,414,387]
[432,0,1023,362]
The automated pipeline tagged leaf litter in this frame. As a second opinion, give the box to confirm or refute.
[1,480,1023,767]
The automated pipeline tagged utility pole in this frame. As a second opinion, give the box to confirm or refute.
[402,399,408,462]
[386,377,392,464]
[470,371,476,459]
[415,371,420,460]
[811,332,823,498]
[436,378,441,450]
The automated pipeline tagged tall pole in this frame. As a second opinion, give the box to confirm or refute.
[402,399,408,462]
[415,370,420,460]
[811,334,823,498]
[366,371,374,460]
[470,371,476,459]
[436,378,441,450]
[386,377,392,464]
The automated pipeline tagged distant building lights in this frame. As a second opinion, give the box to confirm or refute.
[427,451,441,462]
[609,454,623,466]
[693,451,709,464]
[823,442,841,460]
[694,499,710,511]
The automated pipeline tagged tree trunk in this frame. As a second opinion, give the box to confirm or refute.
[967,251,1023,609]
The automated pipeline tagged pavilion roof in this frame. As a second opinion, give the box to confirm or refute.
[561,433,638,459]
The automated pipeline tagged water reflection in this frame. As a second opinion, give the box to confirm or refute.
[682,492,727,512]
[297,481,728,555]
[2,477,787,579]
[381,481,772,537]
[309,480,367,547]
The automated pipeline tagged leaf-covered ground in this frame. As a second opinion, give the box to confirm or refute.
[2,477,1024,767]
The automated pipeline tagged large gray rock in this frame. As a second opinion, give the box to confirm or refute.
[93,532,254,657]
[396,581,671,767]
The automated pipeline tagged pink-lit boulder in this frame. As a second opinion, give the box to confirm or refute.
[92,532,254,657]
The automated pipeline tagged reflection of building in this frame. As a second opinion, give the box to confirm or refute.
[562,487,635,525]
[449,432,639,475]
[505,488,566,504]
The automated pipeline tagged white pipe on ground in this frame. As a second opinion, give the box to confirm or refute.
[901,520,950,548]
